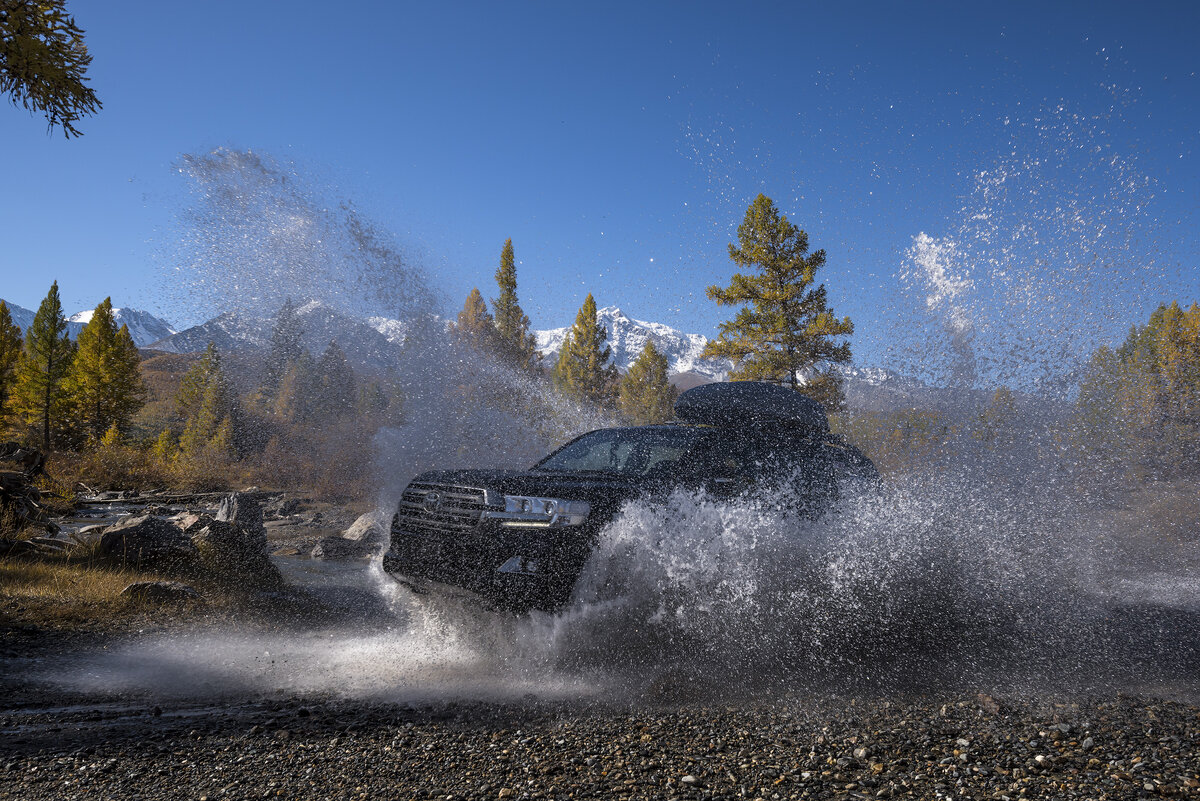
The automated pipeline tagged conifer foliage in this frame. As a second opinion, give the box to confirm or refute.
[1077,300,1200,474]
[450,287,499,354]
[176,342,236,460]
[263,298,304,399]
[491,239,539,370]
[0,301,21,427]
[617,340,677,425]
[12,280,75,448]
[553,293,617,405]
[703,194,854,412]
[66,297,146,442]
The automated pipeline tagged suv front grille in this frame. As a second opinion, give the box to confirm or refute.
[393,482,490,537]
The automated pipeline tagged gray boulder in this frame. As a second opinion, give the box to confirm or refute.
[120,580,201,604]
[174,512,215,536]
[192,520,283,587]
[341,512,388,548]
[99,515,197,568]
[311,536,374,560]
[215,493,265,540]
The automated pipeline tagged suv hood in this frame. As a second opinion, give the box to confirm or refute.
[411,468,654,507]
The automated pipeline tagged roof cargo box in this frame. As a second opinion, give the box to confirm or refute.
[674,381,830,434]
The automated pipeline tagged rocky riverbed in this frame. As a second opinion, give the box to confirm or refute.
[1,684,1198,800]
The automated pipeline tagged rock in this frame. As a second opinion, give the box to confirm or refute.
[341,512,388,548]
[680,775,698,785]
[174,512,215,536]
[975,693,1000,714]
[193,521,283,586]
[75,524,108,539]
[271,546,301,557]
[1081,736,1094,751]
[215,493,265,539]
[311,536,374,559]
[0,538,40,557]
[30,536,67,551]
[99,515,197,568]
[120,581,201,604]
[262,495,300,519]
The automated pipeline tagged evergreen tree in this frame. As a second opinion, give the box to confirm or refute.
[65,298,146,442]
[0,300,21,427]
[175,342,236,458]
[1077,301,1200,474]
[617,340,678,425]
[702,194,854,412]
[356,381,389,418]
[450,288,500,354]
[313,340,356,420]
[12,281,75,448]
[553,293,617,405]
[0,0,102,137]
[491,238,539,370]
[274,350,317,423]
[263,298,304,398]
[151,428,175,461]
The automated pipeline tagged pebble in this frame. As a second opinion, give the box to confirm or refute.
[0,693,1197,800]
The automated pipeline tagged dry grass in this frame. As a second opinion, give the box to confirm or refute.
[0,552,171,630]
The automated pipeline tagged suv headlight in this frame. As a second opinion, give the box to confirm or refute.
[486,495,591,527]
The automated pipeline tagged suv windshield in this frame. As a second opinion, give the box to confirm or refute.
[532,427,710,477]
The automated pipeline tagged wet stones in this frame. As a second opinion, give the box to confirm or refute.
[215,493,265,537]
[98,515,197,569]
[310,511,388,559]
[310,536,374,560]
[119,581,202,604]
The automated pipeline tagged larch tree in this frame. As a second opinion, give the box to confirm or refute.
[66,297,146,442]
[13,280,74,449]
[491,239,540,371]
[0,0,101,137]
[176,342,236,459]
[313,340,356,421]
[0,300,21,427]
[262,298,304,399]
[450,287,500,354]
[617,340,677,425]
[702,194,854,413]
[553,293,617,405]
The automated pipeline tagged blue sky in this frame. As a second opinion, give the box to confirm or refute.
[2,0,1198,374]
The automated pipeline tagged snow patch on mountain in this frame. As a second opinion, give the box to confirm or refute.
[70,308,176,347]
[536,306,733,380]
[3,300,174,347]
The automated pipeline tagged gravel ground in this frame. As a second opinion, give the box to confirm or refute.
[2,688,1199,800]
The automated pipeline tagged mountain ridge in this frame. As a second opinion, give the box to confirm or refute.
[2,300,176,348]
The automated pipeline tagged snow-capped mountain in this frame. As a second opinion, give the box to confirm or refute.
[2,299,175,347]
[147,301,402,370]
[69,307,176,347]
[535,306,733,380]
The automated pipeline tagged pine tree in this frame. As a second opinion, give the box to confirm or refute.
[356,382,390,418]
[450,288,500,354]
[702,194,854,412]
[0,301,21,428]
[263,298,304,398]
[175,342,236,458]
[152,428,175,462]
[617,341,678,425]
[66,298,146,442]
[491,239,540,370]
[274,351,317,423]
[12,281,75,449]
[553,293,617,405]
[313,341,356,420]
[176,342,229,423]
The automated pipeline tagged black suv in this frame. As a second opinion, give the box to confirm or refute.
[383,381,877,612]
